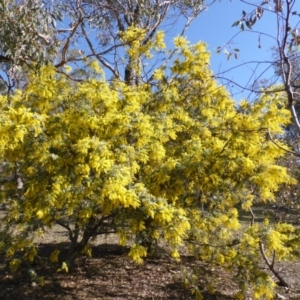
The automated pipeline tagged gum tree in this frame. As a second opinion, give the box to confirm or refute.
[0,0,209,93]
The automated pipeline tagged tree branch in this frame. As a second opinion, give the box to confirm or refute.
[259,241,289,287]
[55,11,83,68]
[81,23,121,79]
[0,55,13,63]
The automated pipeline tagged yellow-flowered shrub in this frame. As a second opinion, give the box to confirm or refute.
[0,28,297,299]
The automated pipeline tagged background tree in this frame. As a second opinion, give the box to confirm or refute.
[0,0,209,91]
[223,0,300,131]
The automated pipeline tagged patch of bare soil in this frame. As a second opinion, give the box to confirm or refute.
[0,242,237,300]
[1,205,300,299]
[1,241,300,300]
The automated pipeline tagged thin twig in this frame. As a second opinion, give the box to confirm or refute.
[249,207,255,226]
[268,128,300,157]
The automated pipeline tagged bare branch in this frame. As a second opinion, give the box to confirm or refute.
[56,70,84,82]
[55,10,83,68]
[80,23,121,79]
[249,207,255,226]
[259,241,289,287]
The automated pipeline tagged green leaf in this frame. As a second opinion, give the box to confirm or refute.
[216,46,222,54]
[227,53,232,60]
[232,20,241,27]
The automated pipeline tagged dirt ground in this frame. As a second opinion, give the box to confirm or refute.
[1,206,300,300]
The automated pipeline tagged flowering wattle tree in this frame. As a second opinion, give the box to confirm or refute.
[0,28,298,299]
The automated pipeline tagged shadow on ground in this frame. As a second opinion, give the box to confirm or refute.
[0,243,237,300]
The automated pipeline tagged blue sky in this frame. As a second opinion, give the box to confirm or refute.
[181,0,286,101]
